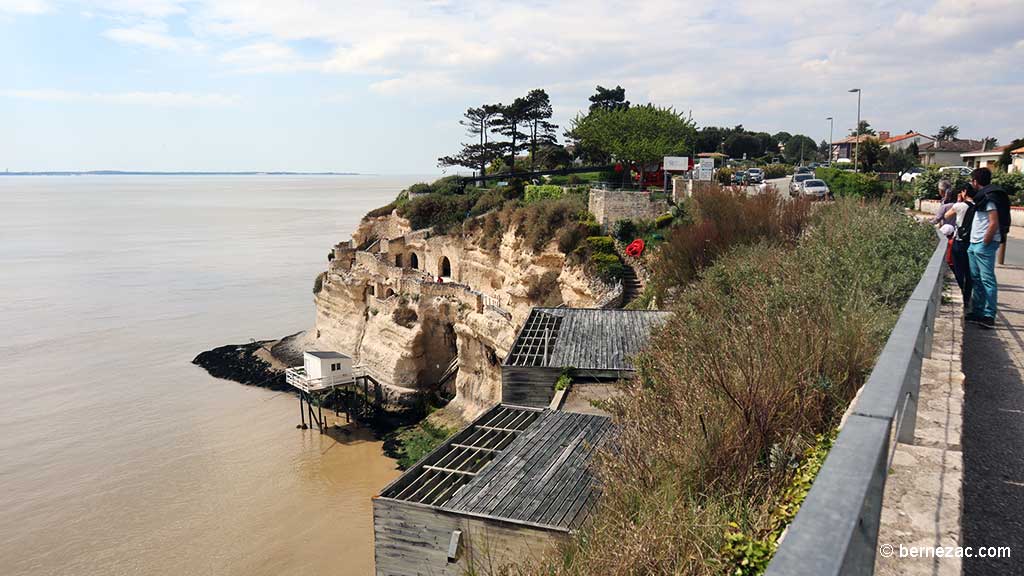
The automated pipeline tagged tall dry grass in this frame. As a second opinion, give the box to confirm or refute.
[653,187,812,303]
[546,200,935,576]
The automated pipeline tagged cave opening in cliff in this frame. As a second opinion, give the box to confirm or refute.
[439,256,452,279]
[394,253,403,267]
[410,253,419,269]
[416,319,459,400]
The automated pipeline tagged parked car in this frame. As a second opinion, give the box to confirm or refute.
[939,166,972,177]
[800,178,831,200]
[795,166,813,175]
[732,171,748,185]
[747,168,764,183]
[901,167,925,182]
[789,173,815,196]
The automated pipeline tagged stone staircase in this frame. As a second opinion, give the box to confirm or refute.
[619,262,643,307]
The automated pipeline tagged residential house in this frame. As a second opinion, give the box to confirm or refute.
[883,131,934,151]
[961,144,1013,170]
[918,139,984,167]
[830,134,873,162]
[1012,146,1024,174]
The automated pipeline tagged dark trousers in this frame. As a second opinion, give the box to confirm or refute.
[951,238,973,307]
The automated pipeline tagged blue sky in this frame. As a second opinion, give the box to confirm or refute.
[2,0,1022,173]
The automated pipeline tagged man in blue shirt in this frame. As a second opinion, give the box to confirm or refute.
[966,168,1001,329]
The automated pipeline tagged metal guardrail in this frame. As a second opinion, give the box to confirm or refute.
[764,230,947,576]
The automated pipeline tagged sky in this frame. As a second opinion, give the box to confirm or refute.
[1,0,1022,173]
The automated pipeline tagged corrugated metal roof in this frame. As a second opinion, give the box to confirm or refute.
[504,308,671,371]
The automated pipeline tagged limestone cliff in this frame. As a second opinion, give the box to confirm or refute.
[310,210,617,420]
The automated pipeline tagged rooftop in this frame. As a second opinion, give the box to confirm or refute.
[884,132,932,144]
[919,139,984,153]
[961,144,1013,157]
[503,308,671,371]
[305,350,349,359]
[378,404,612,531]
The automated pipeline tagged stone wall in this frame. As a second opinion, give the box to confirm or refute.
[588,189,670,229]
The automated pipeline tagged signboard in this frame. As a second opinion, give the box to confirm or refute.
[663,156,689,171]
[698,157,714,181]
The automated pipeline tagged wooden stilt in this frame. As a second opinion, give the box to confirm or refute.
[318,399,325,434]
[300,393,306,429]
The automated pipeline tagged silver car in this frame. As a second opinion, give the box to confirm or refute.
[800,178,831,200]
[789,173,814,196]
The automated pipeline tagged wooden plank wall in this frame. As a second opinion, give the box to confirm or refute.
[501,366,561,408]
[374,499,565,576]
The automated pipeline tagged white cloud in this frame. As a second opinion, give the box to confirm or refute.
[0,88,239,107]
[0,0,50,14]
[103,20,202,51]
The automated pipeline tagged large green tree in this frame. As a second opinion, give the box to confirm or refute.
[570,104,696,185]
[523,89,558,171]
[784,134,817,164]
[492,98,531,171]
[438,104,502,178]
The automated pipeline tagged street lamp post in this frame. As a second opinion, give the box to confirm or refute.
[849,88,861,173]
[826,116,834,167]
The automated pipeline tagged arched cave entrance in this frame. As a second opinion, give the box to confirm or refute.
[410,253,419,270]
[415,318,459,400]
[385,287,395,298]
[439,256,452,279]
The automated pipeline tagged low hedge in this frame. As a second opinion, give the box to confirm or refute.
[815,167,885,199]
[525,184,564,203]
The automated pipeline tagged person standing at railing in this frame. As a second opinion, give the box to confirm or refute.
[945,183,975,310]
[965,168,1005,329]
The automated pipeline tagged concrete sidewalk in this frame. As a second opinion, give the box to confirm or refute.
[962,260,1024,575]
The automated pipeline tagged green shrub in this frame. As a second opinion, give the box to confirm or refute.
[513,196,587,251]
[468,188,508,217]
[816,167,886,199]
[655,213,674,229]
[717,166,735,185]
[584,235,616,255]
[386,420,454,470]
[525,184,564,203]
[430,175,464,195]
[612,219,638,242]
[546,175,569,185]
[993,171,1024,204]
[589,252,627,282]
[407,182,433,196]
[398,191,479,234]
[912,167,966,200]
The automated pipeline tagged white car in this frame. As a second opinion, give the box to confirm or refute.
[902,167,925,183]
[800,179,831,200]
[789,173,815,196]
[939,166,972,177]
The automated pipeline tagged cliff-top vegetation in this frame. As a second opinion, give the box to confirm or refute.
[536,198,935,576]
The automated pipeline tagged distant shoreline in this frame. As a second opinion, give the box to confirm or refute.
[0,171,364,176]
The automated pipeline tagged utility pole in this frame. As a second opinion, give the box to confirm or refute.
[826,117,834,167]
[849,88,861,173]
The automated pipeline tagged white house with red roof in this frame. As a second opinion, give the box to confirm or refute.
[881,131,934,151]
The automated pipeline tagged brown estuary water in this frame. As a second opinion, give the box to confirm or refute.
[0,175,431,576]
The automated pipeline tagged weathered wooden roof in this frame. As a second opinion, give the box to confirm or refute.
[504,308,671,371]
[376,405,612,532]
[442,409,611,531]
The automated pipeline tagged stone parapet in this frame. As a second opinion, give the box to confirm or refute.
[588,189,670,229]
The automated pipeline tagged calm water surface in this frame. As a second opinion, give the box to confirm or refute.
[0,176,429,576]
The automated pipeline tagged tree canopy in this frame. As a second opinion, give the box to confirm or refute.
[570,104,696,183]
[588,85,630,112]
[934,125,959,141]
[783,134,818,164]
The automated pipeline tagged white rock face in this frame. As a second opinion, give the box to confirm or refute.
[310,213,612,420]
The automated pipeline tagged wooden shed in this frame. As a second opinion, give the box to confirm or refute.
[501,308,671,408]
[373,404,612,575]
